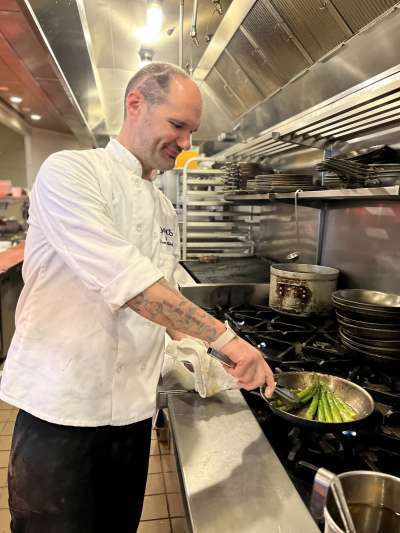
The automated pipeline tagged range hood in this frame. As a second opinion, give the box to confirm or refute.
[3,0,400,148]
[198,0,400,144]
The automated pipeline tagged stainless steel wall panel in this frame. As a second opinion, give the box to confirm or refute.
[255,203,320,263]
[205,69,246,118]
[321,202,400,293]
[213,51,263,110]
[226,30,281,98]
[330,0,399,33]
[241,0,309,85]
[269,0,351,61]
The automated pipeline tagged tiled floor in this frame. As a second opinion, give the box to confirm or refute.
[0,400,14,533]
[0,400,187,533]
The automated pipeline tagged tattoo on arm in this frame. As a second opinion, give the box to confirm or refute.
[127,278,223,343]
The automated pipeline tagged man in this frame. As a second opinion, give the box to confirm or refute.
[0,62,275,533]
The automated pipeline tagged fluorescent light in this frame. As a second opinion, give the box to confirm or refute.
[136,1,163,45]
[10,96,22,104]
[136,26,160,44]
[147,1,163,34]
[30,114,42,121]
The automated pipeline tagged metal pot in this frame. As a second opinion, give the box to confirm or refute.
[323,471,400,533]
[270,264,339,316]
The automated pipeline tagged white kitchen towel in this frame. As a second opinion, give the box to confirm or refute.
[165,338,239,398]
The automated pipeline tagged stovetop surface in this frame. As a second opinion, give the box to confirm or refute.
[210,304,400,528]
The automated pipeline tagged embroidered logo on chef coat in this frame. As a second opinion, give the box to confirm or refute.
[160,226,174,246]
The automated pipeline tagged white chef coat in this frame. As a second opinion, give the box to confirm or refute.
[0,139,180,427]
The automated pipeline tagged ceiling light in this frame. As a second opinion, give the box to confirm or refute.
[10,96,23,104]
[146,1,163,35]
[30,114,42,121]
[135,0,163,45]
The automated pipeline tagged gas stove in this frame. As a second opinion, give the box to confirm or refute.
[211,304,400,527]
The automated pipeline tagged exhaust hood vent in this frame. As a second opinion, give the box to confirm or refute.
[268,0,352,61]
[226,30,280,98]
[205,69,246,119]
[241,0,309,84]
[213,51,263,111]
[330,0,399,33]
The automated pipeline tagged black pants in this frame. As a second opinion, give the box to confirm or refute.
[8,410,152,533]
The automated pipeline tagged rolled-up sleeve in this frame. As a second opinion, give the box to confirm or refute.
[32,152,163,311]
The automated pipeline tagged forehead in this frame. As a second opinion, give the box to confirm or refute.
[159,77,202,128]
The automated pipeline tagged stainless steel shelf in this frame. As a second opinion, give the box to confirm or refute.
[187,221,257,228]
[187,232,247,239]
[187,179,225,185]
[184,169,223,175]
[277,185,400,200]
[224,186,400,203]
[186,190,223,197]
[186,242,251,249]
[186,252,252,258]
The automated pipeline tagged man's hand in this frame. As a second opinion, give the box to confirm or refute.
[219,337,275,396]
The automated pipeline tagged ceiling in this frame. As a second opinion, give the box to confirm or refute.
[25,0,235,144]
[0,0,94,144]
[0,0,399,149]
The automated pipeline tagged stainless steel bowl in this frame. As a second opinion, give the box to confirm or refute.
[325,471,400,533]
[333,289,400,310]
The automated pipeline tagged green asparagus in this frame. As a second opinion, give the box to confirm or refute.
[271,377,359,423]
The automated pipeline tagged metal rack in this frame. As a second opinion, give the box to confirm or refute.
[181,158,257,260]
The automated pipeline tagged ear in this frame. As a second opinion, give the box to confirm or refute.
[125,89,145,119]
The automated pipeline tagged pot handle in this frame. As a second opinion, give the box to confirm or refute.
[310,467,336,521]
[310,468,357,533]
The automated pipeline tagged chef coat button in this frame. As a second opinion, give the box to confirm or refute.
[136,224,142,232]
[116,364,122,374]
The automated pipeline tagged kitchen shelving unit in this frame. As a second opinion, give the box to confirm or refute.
[180,163,258,260]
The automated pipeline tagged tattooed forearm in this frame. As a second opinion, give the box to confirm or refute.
[127,278,225,342]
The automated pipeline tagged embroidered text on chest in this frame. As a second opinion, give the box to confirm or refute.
[160,226,174,246]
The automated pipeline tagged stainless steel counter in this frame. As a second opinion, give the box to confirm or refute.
[168,390,320,533]
[164,266,320,532]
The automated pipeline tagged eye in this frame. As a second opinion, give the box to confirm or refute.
[170,121,183,129]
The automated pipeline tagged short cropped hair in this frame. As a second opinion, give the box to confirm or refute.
[124,62,190,116]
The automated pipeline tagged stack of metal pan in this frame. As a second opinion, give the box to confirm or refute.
[246,173,315,192]
[332,289,400,367]
[221,162,260,190]
[364,163,400,187]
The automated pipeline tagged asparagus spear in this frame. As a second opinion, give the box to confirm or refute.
[334,396,357,420]
[325,386,343,423]
[305,384,320,420]
[317,390,326,422]
[321,386,334,423]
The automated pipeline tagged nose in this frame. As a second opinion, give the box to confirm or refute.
[177,132,192,152]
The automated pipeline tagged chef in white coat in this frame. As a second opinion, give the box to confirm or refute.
[0,62,275,533]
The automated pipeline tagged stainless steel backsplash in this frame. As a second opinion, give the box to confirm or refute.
[255,200,400,293]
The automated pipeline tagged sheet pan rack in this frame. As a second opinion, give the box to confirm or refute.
[181,159,258,260]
